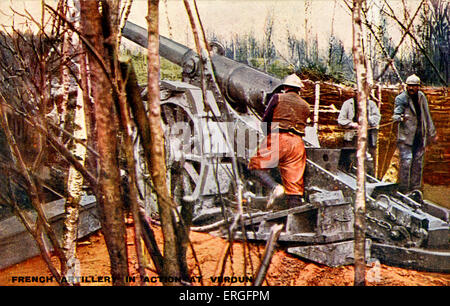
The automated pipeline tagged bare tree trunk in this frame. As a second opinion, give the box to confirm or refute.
[62,82,85,284]
[61,0,87,285]
[146,0,182,285]
[118,58,148,285]
[124,68,165,274]
[352,0,370,287]
[60,24,70,135]
[305,0,311,61]
[79,0,129,286]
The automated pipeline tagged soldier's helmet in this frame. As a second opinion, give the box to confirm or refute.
[268,73,304,99]
[405,74,421,85]
[281,74,304,89]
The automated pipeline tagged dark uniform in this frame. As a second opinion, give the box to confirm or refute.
[393,75,437,193]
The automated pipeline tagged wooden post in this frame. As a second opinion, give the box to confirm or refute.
[374,84,382,177]
[253,223,284,286]
[314,81,320,130]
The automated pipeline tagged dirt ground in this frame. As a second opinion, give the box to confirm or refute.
[0,221,449,287]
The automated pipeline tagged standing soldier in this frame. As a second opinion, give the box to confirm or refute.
[393,74,438,194]
[248,74,310,209]
[338,91,381,175]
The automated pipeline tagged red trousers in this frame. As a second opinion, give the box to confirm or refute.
[248,132,306,195]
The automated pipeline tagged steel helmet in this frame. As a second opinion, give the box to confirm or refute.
[281,74,304,89]
[405,74,421,85]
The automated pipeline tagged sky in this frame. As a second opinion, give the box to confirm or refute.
[129,0,355,53]
[0,0,423,55]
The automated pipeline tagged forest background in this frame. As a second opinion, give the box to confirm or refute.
[1,0,448,86]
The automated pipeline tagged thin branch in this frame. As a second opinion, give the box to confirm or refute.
[359,8,403,83]
[44,4,115,90]
[0,95,68,279]
[375,0,425,82]
[380,0,447,85]
[0,100,97,187]
[5,194,63,285]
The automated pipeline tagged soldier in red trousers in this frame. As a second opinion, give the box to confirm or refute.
[248,74,311,209]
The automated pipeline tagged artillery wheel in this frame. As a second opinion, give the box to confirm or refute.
[133,98,207,217]
[160,102,205,212]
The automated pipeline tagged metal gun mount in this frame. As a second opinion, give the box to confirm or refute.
[123,21,449,273]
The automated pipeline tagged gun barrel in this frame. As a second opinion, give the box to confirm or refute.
[122,21,197,73]
[122,21,281,115]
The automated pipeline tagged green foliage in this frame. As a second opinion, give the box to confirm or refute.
[160,58,182,81]
[267,59,294,79]
[127,51,147,84]
[121,48,182,84]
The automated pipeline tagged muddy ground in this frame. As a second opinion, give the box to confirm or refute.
[0,220,448,287]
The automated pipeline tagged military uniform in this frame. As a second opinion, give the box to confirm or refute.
[393,75,437,193]
[249,91,310,196]
[337,97,381,175]
[249,75,310,208]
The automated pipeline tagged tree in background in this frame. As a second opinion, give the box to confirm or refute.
[211,0,448,87]
[415,0,449,85]
[327,35,355,83]
[262,11,276,72]
[213,10,355,84]
[374,11,398,83]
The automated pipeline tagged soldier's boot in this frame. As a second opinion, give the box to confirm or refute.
[267,184,285,209]
[286,194,305,208]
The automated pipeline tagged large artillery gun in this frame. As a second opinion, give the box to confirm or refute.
[126,21,449,273]
[1,20,447,274]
